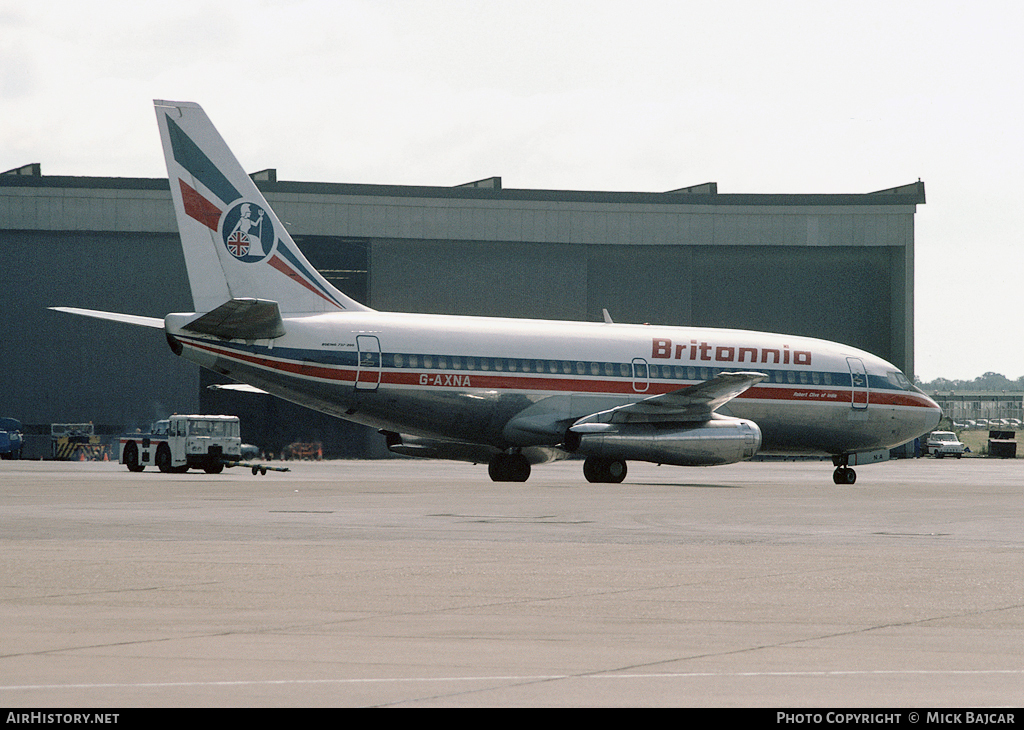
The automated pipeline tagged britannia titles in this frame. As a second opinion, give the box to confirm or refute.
[651,337,812,366]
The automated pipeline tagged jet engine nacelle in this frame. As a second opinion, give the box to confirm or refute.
[565,416,762,467]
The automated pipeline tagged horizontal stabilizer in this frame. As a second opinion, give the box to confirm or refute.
[182,298,286,340]
[573,371,767,428]
[50,307,164,329]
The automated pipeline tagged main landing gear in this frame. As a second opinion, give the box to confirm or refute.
[487,452,629,484]
[832,455,857,485]
[583,456,627,484]
[488,452,531,482]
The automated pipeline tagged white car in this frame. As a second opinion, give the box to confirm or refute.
[926,431,966,459]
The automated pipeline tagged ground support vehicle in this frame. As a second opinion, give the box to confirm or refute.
[0,418,23,459]
[925,431,966,458]
[119,415,287,475]
[51,423,108,460]
[282,441,323,460]
[120,415,242,473]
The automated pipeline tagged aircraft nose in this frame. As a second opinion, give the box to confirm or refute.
[923,395,942,433]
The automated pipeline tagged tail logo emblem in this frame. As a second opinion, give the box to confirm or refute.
[221,202,274,263]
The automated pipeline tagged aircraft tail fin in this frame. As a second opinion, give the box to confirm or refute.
[154,100,371,315]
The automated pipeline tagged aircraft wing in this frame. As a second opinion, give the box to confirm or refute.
[572,371,767,428]
[50,307,164,328]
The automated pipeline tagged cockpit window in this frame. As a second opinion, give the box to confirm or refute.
[887,371,913,390]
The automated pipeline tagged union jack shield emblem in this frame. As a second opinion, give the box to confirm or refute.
[221,201,273,263]
[226,231,250,257]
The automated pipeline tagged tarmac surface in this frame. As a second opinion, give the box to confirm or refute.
[0,457,1021,707]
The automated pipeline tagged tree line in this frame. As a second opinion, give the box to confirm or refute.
[917,372,1024,392]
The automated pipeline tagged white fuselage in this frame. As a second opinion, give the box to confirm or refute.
[167,310,941,458]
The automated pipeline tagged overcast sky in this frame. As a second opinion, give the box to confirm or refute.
[4,0,1022,381]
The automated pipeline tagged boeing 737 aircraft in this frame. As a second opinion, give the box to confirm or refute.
[54,100,941,484]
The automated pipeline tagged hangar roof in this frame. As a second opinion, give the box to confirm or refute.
[0,172,925,207]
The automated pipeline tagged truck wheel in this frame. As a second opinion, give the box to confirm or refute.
[123,442,145,472]
[156,444,173,473]
[204,462,224,474]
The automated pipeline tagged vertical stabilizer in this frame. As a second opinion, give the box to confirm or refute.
[154,100,371,315]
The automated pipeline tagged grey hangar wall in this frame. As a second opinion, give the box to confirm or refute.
[0,174,924,456]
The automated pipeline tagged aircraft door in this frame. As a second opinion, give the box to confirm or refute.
[355,335,382,391]
[847,357,868,410]
[632,358,650,393]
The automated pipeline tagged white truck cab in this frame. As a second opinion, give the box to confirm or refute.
[121,414,242,473]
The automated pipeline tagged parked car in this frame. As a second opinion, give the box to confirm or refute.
[926,431,966,458]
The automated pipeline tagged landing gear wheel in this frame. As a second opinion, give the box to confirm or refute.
[487,453,531,482]
[832,466,857,485]
[583,456,628,483]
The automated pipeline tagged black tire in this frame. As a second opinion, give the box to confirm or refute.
[123,442,145,472]
[488,453,531,482]
[156,444,173,473]
[833,467,857,485]
[583,456,627,483]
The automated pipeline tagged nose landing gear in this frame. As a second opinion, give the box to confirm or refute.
[832,455,857,484]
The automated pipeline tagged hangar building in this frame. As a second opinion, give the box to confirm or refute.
[0,166,925,457]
